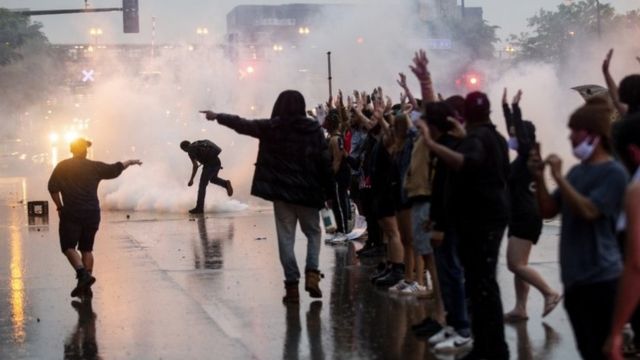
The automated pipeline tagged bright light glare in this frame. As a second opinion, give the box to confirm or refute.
[469,77,478,85]
[64,132,78,143]
[246,66,255,74]
[49,133,59,143]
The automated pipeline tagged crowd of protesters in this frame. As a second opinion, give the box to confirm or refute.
[205,48,638,360]
[51,46,640,360]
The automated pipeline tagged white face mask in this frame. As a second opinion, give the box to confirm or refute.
[572,136,599,161]
[507,137,518,151]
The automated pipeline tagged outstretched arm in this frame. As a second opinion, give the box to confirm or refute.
[200,110,267,139]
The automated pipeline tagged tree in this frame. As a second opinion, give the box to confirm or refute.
[0,9,61,120]
[449,17,500,60]
[508,0,639,63]
[0,9,49,65]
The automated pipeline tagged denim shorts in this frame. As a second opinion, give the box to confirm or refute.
[411,200,433,255]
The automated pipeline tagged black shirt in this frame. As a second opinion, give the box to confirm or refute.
[48,157,124,214]
[447,123,510,227]
[431,133,460,232]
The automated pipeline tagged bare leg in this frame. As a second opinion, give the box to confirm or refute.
[506,236,560,319]
[378,217,403,263]
[64,249,84,269]
[81,251,94,273]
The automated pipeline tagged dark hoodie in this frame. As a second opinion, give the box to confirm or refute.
[216,114,334,209]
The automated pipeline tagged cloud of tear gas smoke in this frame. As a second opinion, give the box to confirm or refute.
[9,1,639,212]
[480,25,640,165]
[39,1,435,213]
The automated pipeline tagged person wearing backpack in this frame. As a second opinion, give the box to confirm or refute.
[180,139,233,214]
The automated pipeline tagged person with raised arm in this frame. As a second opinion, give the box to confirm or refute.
[501,89,561,322]
[416,91,510,360]
[48,138,142,299]
[200,90,334,304]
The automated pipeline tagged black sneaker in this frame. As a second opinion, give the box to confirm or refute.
[412,317,443,337]
[70,274,96,298]
[369,262,389,283]
[374,266,404,288]
[189,207,204,214]
[357,245,386,258]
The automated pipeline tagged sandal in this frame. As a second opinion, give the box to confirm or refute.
[542,294,563,317]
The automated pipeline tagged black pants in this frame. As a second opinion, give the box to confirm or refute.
[331,182,350,233]
[564,279,618,360]
[457,224,509,360]
[359,188,382,246]
[196,161,227,209]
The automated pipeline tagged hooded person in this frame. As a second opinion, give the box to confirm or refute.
[199,90,334,303]
[530,96,629,359]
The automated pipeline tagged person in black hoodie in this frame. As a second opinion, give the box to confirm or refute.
[416,91,510,360]
[200,90,334,304]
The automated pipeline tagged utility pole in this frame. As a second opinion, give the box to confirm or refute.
[151,16,156,59]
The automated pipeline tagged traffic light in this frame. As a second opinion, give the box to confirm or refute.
[123,0,139,33]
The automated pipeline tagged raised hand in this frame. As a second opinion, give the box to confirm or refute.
[502,88,508,105]
[512,89,523,105]
[397,72,408,89]
[603,49,613,74]
[410,49,430,82]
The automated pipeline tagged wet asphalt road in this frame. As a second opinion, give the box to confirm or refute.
[0,201,582,359]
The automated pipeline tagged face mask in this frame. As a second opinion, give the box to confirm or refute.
[507,137,518,151]
[572,136,599,161]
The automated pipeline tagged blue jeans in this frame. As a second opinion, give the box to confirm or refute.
[274,201,322,282]
[434,229,470,333]
[196,161,227,209]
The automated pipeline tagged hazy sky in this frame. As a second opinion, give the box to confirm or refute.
[0,0,638,43]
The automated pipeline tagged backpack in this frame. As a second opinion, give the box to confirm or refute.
[191,139,222,157]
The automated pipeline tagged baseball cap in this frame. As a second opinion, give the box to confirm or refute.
[464,91,491,122]
[70,137,92,154]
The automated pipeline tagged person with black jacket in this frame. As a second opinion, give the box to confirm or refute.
[200,90,334,303]
[501,89,561,322]
[417,91,511,360]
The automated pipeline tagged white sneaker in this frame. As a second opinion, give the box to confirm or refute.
[428,326,454,346]
[388,280,411,293]
[400,282,427,296]
[329,233,348,244]
[433,332,473,353]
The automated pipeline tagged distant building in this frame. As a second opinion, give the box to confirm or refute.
[225,4,351,62]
